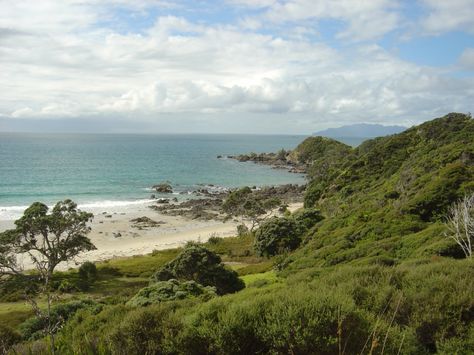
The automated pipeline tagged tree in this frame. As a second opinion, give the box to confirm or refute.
[0,200,95,353]
[222,187,281,232]
[445,193,474,258]
[152,243,244,295]
[254,216,301,257]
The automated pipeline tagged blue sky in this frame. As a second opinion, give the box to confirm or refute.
[0,0,473,133]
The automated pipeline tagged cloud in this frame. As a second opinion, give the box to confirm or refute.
[0,0,473,133]
[241,0,401,41]
[459,48,474,70]
[420,0,474,34]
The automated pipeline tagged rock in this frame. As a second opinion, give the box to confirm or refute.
[152,182,173,193]
[113,232,122,238]
[157,198,170,204]
[131,216,165,229]
[105,214,112,218]
[150,194,156,199]
[172,197,178,202]
[217,155,222,158]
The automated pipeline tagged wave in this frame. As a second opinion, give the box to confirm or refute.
[0,199,155,221]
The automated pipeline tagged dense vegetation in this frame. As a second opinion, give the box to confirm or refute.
[1,113,473,354]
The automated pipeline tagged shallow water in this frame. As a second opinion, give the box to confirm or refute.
[0,133,307,219]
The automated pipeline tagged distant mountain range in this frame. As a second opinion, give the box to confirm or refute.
[313,123,407,138]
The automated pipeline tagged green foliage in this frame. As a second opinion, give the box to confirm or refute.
[19,299,101,341]
[78,261,98,281]
[254,217,301,257]
[127,279,216,307]
[222,186,281,231]
[291,207,324,234]
[236,223,250,237]
[0,324,21,354]
[152,243,245,295]
[106,304,182,355]
[97,248,179,277]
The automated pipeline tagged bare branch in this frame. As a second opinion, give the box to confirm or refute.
[445,193,474,258]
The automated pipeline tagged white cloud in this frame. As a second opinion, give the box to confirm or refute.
[0,0,473,133]
[459,48,474,70]
[250,0,401,41]
[420,0,474,34]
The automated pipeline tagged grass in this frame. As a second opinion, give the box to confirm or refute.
[240,270,278,286]
[0,302,35,328]
[96,248,180,277]
[0,233,272,330]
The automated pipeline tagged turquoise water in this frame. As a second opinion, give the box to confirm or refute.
[0,133,306,219]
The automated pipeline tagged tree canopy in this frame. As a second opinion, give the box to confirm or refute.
[153,243,244,295]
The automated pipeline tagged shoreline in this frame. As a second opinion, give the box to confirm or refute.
[0,197,303,271]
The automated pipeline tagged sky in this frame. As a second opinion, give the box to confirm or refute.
[0,0,473,134]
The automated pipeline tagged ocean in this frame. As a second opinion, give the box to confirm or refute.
[0,133,307,220]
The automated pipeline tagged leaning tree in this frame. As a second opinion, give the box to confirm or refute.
[222,187,281,232]
[0,200,95,353]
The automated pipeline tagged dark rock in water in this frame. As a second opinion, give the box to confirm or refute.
[150,194,156,199]
[152,182,173,193]
[217,155,222,158]
[157,198,170,204]
[172,197,178,202]
[113,232,122,238]
[105,214,112,218]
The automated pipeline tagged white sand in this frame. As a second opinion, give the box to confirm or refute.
[0,201,303,271]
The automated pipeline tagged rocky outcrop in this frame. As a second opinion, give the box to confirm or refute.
[131,216,165,229]
[153,182,173,193]
[226,150,307,174]
[149,184,305,221]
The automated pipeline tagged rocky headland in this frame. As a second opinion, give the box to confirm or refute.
[149,184,305,221]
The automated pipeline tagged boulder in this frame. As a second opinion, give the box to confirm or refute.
[152,182,173,193]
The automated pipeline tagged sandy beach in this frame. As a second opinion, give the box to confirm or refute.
[0,201,303,271]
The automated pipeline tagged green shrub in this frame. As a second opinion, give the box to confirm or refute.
[127,279,216,307]
[78,261,98,281]
[291,207,324,233]
[236,224,250,237]
[207,235,223,244]
[19,299,101,340]
[152,243,245,295]
[0,324,21,353]
[254,217,301,257]
[107,305,182,355]
[57,279,78,293]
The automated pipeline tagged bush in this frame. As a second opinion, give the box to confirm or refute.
[176,285,415,355]
[19,299,101,340]
[78,261,98,281]
[236,224,250,237]
[127,279,216,307]
[254,217,301,257]
[57,279,78,293]
[108,305,181,355]
[207,235,222,244]
[152,243,245,295]
[292,208,324,233]
[0,324,21,353]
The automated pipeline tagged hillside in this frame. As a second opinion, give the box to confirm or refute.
[1,113,473,354]
[297,113,473,266]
